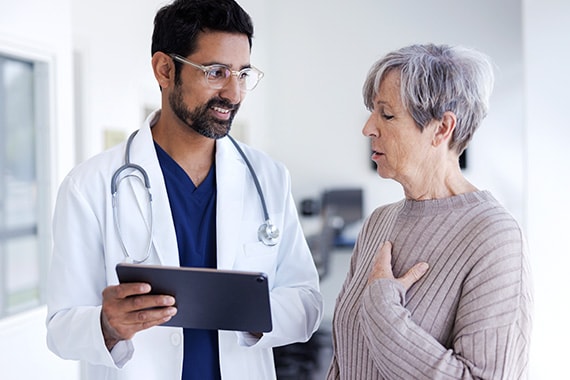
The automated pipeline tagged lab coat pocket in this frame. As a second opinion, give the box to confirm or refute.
[234,242,278,288]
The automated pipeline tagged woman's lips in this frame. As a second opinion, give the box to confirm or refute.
[371,150,383,160]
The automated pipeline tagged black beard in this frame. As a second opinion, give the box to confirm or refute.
[169,84,240,139]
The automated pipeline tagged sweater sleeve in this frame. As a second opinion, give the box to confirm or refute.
[326,230,361,380]
[358,229,532,379]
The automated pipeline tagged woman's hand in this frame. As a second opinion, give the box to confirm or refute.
[368,241,429,290]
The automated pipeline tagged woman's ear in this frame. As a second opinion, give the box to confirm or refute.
[432,111,457,147]
[151,52,174,89]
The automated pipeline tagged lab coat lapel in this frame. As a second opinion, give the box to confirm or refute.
[215,137,246,270]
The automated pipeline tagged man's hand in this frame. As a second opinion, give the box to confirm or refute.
[101,283,177,351]
[368,241,429,291]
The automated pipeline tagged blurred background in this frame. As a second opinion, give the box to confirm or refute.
[0,0,567,378]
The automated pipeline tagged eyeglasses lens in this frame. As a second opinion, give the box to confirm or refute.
[205,66,261,91]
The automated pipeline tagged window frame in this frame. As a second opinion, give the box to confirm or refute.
[0,45,53,319]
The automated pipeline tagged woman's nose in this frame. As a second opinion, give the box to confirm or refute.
[362,114,378,137]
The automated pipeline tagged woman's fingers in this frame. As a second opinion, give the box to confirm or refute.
[368,241,429,290]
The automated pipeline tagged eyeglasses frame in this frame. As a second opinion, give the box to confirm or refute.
[169,53,264,91]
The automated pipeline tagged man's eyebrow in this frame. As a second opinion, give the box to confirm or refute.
[201,61,252,70]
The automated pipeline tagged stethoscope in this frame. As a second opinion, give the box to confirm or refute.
[111,130,280,264]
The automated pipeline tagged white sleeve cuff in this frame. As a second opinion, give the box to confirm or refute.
[236,332,262,347]
[109,339,134,368]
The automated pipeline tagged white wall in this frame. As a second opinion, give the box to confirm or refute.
[524,1,570,378]
[0,0,78,378]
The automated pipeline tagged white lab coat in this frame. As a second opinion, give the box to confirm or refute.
[46,110,323,380]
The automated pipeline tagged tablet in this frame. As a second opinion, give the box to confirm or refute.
[116,263,272,332]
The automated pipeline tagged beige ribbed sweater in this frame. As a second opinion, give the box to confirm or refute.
[327,191,532,379]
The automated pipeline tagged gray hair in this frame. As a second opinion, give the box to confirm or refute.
[363,44,495,154]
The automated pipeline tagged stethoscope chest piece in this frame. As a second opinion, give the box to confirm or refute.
[258,219,280,246]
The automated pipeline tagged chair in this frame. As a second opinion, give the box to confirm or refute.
[305,188,363,279]
[320,188,363,247]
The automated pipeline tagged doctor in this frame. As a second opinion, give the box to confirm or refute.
[46,0,323,379]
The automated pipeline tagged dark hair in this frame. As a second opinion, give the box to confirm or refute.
[151,0,254,57]
[363,44,494,154]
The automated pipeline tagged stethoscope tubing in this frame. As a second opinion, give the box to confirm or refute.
[111,130,280,263]
[111,131,154,263]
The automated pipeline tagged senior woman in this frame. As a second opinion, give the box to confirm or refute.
[326,44,532,379]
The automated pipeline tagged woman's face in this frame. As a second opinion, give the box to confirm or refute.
[362,70,434,183]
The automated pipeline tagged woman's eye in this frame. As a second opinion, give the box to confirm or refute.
[381,113,394,120]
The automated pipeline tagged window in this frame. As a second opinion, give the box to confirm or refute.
[0,53,51,318]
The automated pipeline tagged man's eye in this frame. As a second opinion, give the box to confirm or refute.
[238,70,252,80]
[207,67,228,80]
[381,113,394,120]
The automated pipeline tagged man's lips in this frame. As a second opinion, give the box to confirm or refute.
[211,105,233,120]
[212,106,231,114]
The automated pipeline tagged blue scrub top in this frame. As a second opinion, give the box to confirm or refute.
[155,142,221,380]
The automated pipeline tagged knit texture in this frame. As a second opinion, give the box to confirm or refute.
[327,191,532,379]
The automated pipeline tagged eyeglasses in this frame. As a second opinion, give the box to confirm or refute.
[170,54,264,91]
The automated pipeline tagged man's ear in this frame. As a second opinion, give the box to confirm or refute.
[432,111,457,147]
[151,52,174,89]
